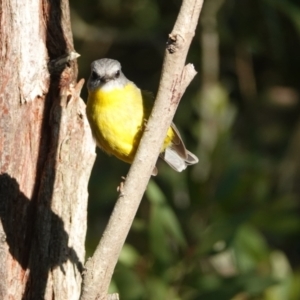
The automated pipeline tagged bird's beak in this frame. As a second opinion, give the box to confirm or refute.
[101,75,111,83]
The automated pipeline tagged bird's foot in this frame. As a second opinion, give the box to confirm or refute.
[117,176,126,195]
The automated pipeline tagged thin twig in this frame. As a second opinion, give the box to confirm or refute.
[80,1,204,299]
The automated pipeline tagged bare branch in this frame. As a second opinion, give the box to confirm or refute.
[80,0,204,299]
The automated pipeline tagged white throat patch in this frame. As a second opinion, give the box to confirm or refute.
[100,79,129,92]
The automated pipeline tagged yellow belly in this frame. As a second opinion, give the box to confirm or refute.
[86,82,174,163]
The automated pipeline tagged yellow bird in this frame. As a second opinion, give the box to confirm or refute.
[86,58,198,175]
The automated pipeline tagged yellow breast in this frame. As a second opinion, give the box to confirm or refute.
[86,82,174,163]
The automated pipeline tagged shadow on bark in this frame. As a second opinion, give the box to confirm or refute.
[0,174,83,299]
[14,0,81,298]
[0,0,82,298]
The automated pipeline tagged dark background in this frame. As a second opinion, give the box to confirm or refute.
[71,0,300,299]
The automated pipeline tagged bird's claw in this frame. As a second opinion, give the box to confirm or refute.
[117,176,126,195]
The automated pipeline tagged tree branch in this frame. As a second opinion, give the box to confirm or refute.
[80,0,203,299]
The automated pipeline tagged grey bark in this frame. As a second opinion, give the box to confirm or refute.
[80,0,203,299]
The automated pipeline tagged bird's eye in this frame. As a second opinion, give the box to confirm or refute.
[91,71,99,80]
[115,70,120,78]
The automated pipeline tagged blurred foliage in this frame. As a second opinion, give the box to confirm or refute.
[71,0,300,299]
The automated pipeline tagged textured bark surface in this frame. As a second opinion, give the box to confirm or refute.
[0,0,95,299]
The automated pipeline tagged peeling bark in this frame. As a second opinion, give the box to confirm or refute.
[0,1,95,299]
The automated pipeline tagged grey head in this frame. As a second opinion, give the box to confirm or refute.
[87,58,129,92]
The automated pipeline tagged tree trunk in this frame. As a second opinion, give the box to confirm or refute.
[0,0,95,299]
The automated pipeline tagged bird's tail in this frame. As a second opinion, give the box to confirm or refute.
[159,123,198,172]
[160,146,198,172]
